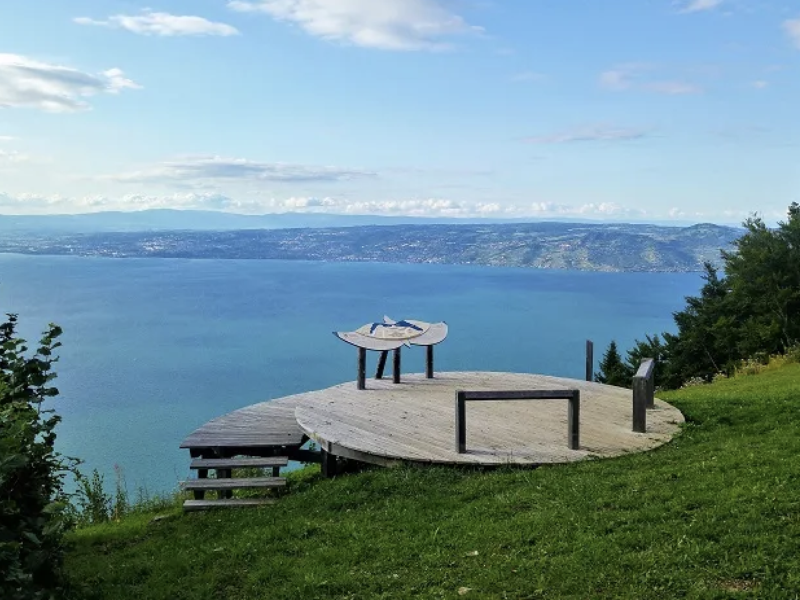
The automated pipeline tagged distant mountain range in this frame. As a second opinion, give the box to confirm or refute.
[1,219,742,272]
[0,209,726,233]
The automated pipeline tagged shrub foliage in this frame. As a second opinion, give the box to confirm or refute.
[0,314,73,600]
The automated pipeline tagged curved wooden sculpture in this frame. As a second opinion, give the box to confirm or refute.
[334,316,448,389]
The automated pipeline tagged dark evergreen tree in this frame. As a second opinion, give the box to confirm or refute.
[661,263,735,388]
[595,340,632,387]
[625,333,668,387]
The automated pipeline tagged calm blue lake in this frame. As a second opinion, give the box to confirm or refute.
[0,255,701,493]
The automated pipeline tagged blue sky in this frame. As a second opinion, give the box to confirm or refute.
[0,0,798,222]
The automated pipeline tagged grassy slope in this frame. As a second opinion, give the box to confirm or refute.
[66,365,800,599]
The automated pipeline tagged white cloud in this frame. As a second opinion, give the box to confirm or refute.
[227,0,482,51]
[679,0,723,13]
[751,80,768,89]
[577,202,642,217]
[0,191,485,217]
[668,207,686,218]
[0,190,749,222]
[74,11,239,37]
[0,191,239,213]
[528,200,647,218]
[0,135,15,142]
[0,189,640,219]
[0,149,30,164]
[335,197,468,216]
[104,156,377,184]
[0,54,140,112]
[523,125,650,144]
[784,18,800,49]
[600,64,702,95]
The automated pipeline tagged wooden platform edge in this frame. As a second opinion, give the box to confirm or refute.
[179,396,307,449]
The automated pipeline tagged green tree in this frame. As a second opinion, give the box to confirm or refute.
[625,333,668,387]
[661,263,735,388]
[0,313,73,600]
[631,202,800,389]
[595,340,632,387]
[723,202,800,356]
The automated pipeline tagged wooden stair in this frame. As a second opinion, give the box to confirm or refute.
[183,498,277,512]
[190,457,288,471]
[181,456,289,512]
[182,477,286,490]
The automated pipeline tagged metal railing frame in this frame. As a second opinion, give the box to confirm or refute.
[455,389,581,453]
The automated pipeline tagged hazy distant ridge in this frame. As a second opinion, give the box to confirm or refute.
[0,209,723,233]
[1,220,741,272]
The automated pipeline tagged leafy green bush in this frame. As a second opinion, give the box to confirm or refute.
[71,469,112,526]
[69,465,146,526]
[0,314,74,600]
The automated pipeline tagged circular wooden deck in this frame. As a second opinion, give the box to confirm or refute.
[295,372,684,466]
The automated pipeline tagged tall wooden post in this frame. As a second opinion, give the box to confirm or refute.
[357,347,366,390]
[585,340,594,382]
[393,347,401,383]
[375,350,388,379]
[426,345,434,379]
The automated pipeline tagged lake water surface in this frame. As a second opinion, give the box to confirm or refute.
[0,255,701,493]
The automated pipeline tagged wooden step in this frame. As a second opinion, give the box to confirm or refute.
[183,498,277,512]
[180,477,286,491]
[190,457,288,470]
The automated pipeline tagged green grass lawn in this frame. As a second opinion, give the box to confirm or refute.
[65,364,800,599]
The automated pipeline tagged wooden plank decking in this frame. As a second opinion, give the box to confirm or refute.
[180,396,306,451]
[180,371,684,470]
[294,372,684,466]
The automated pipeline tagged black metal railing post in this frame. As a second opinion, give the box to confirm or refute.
[568,390,580,449]
[455,391,467,453]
